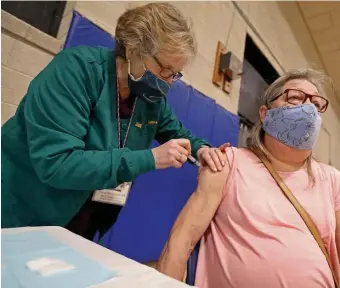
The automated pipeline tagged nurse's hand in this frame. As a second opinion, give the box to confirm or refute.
[197,143,230,172]
[152,139,191,169]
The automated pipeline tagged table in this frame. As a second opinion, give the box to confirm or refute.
[2,226,193,288]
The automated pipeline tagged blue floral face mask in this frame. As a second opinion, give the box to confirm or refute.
[263,104,322,150]
[128,62,171,103]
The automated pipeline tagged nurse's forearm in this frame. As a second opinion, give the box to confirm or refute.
[31,148,155,190]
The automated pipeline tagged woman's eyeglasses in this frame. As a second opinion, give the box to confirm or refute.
[270,89,329,113]
[152,55,183,81]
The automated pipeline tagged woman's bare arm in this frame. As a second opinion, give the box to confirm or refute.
[156,163,231,280]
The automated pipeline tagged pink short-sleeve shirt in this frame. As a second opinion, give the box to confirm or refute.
[195,148,340,288]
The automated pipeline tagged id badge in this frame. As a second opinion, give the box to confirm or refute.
[92,182,132,206]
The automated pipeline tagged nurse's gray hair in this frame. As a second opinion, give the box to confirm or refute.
[248,68,332,185]
[115,3,197,60]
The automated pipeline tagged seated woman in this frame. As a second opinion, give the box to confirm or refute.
[156,68,340,288]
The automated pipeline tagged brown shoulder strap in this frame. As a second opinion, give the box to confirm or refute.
[255,151,339,287]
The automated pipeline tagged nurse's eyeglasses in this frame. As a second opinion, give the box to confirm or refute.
[152,55,183,81]
[270,88,329,113]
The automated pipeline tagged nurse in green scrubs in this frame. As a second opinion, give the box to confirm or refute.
[1,3,229,239]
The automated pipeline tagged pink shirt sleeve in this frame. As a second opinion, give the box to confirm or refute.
[333,167,340,211]
[222,147,237,197]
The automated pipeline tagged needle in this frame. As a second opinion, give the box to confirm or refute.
[188,155,200,167]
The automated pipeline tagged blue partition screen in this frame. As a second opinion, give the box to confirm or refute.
[64,11,115,49]
[65,11,240,263]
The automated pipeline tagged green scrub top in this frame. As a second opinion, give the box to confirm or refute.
[1,46,210,228]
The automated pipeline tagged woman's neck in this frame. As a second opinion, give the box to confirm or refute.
[116,57,130,100]
[263,134,310,172]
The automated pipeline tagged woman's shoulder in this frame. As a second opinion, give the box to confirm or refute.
[27,46,117,110]
[313,160,340,183]
[225,147,257,162]
[224,147,259,172]
[34,46,115,92]
[313,161,340,208]
[56,46,114,66]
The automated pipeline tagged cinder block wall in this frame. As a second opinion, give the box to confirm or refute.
[1,31,53,121]
[1,10,61,124]
[1,1,76,125]
[1,1,340,168]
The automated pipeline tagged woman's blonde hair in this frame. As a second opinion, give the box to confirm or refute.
[115,3,197,60]
[248,68,332,185]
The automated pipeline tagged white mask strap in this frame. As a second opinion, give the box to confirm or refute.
[128,59,146,81]
[127,59,131,75]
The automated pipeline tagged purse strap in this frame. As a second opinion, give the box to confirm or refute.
[253,150,339,288]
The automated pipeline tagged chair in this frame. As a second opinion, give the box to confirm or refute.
[185,241,200,285]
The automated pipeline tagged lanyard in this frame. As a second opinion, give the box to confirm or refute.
[116,59,137,149]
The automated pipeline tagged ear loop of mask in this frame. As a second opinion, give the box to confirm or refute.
[127,58,145,81]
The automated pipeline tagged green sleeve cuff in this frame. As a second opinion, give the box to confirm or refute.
[191,140,212,159]
[117,149,156,183]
